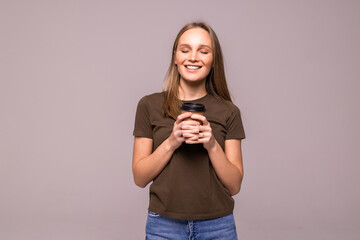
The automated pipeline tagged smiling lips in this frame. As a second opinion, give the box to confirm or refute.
[185,65,202,70]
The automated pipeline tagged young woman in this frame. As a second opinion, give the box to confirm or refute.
[133,22,245,239]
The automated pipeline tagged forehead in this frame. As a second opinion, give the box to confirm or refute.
[178,28,212,48]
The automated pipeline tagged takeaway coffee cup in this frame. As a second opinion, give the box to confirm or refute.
[180,103,206,123]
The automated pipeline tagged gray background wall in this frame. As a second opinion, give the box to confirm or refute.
[1,0,359,239]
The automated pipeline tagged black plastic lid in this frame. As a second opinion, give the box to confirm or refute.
[180,102,206,112]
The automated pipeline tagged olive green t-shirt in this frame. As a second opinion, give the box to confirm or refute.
[133,92,245,220]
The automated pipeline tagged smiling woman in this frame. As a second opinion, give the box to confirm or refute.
[163,22,231,120]
[175,28,214,84]
[132,22,245,239]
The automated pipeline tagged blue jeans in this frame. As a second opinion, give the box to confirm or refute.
[145,211,238,240]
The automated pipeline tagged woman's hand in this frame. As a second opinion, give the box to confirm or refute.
[168,112,200,150]
[182,114,216,150]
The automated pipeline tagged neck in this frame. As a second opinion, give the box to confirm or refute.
[178,79,207,101]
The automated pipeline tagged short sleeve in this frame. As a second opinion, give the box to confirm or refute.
[225,105,246,140]
[133,96,153,139]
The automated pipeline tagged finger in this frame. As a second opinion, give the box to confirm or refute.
[185,138,200,144]
[201,132,213,139]
[176,112,192,124]
[199,125,211,132]
[181,125,200,131]
[185,138,202,144]
[182,129,199,135]
[198,132,209,138]
[190,114,209,125]
[181,120,200,126]
[182,132,199,139]
[186,138,208,144]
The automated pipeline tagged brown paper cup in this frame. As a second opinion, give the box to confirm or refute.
[180,103,206,124]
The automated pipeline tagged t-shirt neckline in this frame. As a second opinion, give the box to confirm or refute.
[181,94,209,103]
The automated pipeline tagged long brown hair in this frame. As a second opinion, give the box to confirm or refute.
[162,22,232,119]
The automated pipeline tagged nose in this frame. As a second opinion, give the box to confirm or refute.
[189,51,198,62]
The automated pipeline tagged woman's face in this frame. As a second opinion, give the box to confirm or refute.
[175,28,213,85]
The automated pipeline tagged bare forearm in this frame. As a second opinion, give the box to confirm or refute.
[207,141,243,196]
[133,138,175,188]
[133,113,196,188]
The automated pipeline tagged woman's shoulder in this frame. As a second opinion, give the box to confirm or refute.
[137,92,165,110]
[205,94,240,112]
[138,92,165,103]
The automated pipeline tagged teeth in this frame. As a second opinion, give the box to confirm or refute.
[186,65,201,70]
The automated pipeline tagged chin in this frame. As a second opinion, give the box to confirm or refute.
[182,77,206,85]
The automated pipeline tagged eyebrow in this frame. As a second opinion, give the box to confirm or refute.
[178,44,212,49]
